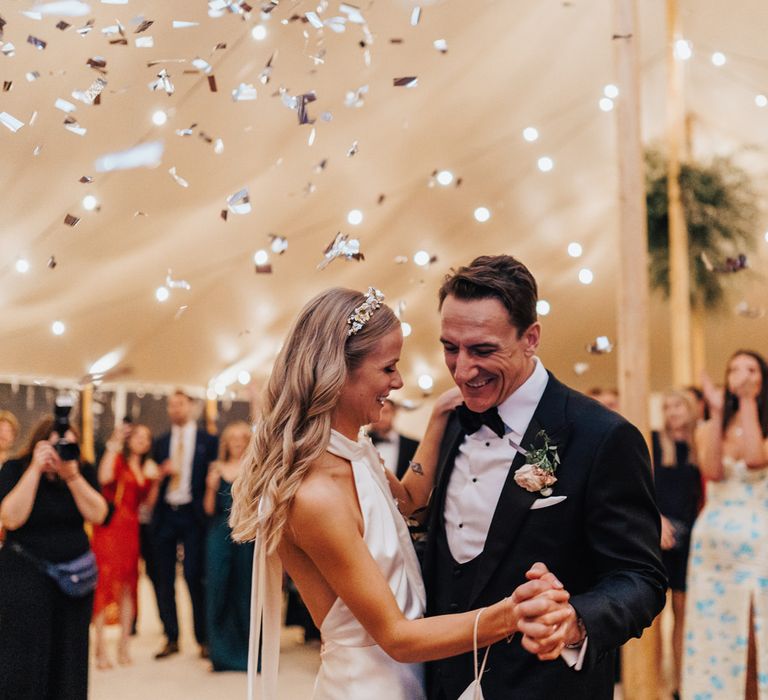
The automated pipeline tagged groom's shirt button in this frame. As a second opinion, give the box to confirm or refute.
[472,478,478,483]
[485,442,490,447]
[458,523,464,528]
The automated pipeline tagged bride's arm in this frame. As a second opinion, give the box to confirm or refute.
[289,483,570,664]
[386,388,463,516]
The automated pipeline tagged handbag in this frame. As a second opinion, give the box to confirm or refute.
[10,542,98,598]
[458,607,491,700]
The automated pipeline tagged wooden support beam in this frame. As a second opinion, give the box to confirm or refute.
[612,1,660,698]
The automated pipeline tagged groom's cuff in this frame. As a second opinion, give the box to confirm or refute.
[560,636,588,671]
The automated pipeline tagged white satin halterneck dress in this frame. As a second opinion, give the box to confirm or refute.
[247,430,427,700]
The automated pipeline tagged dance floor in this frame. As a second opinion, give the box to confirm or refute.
[91,572,671,698]
[90,574,319,699]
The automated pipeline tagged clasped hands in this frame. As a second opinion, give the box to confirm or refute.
[507,562,582,661]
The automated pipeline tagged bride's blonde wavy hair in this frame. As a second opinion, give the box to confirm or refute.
[229,287,399,552]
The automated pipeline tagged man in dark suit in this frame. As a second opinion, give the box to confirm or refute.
[424,255,666,699]
[368,399,419,478]
[151,390,218,659]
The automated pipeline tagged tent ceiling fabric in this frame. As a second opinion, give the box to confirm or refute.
[0,0,766,397]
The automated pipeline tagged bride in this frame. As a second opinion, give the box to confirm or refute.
[230,287,569,699]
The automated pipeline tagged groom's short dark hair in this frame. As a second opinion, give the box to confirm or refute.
[438,255,538,334]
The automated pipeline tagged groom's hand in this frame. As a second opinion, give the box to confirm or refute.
[516,562,584,661]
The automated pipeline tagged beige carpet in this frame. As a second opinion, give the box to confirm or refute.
[90,573,319,700]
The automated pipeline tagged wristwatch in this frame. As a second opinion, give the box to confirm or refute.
[564,615,586,649]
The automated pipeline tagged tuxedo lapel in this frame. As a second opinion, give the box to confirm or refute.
[468,374,572,606]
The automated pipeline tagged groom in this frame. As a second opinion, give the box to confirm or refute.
[423,255,666,699]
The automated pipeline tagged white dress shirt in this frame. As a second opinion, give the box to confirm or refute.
[444,357,587,669]
[165,420,196,506]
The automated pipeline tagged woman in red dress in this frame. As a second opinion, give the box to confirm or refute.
[92,423,158,668]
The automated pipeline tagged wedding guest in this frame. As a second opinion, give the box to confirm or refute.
[152,390,218,659]
[204,420,254,672]
[685,385,709,423]
[0,409,20,467]
[92,423,158,669]
[651,390,701,699]
[587,387,620,412]
[683,351,768,700]
[0,415,107,699]
[368,399,419,478]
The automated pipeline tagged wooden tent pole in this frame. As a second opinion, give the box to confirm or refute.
[666,0,693,386]
[611,1,660,699]
[80,384,95,464]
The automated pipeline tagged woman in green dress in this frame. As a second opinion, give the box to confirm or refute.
[204,420,254,672]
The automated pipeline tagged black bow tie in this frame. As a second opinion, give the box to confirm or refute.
[456,404,506,439]
[370,433,391,445]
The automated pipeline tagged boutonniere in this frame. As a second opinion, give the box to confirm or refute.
[513,429,560,496]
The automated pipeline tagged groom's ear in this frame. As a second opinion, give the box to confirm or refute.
[522,322,541,356]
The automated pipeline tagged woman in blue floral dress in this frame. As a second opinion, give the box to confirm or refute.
[683,350,768,700]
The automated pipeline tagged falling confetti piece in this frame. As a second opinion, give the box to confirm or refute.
[314,158,328,172]
[56,20,71,29]
[340,3,366,24]
[168,166,189,188]
[135,36,154,47]
[64,213,80,226]
[433,38,448,53]
[345,84,368,108]
[72,77,107,104]
[586,336,613,354]
[305,11,323,28]
[94,140,164,172]
[735,301,765,319]
[347,140,359,157]
[0,112,24,133]
[174,305,189,320]
[2,81,11,92]
[377,194,386,204]
[63,116,87,135]
[410,7,421,25]
[47,255,57,269]
[26,71,41,81]
[29,1,90,16]
[254,262,272,274]
[149,68,175,95]
[317,232,364,270]
[700,251,748,273]
[232,82,257,101]
[27,35,47,50]
[573,362,590,376]
[79,175,93,183]
[76,19,94,36]
[55,98,77,113]
[226,188,251,215]
[393,76,418,88]
[166,270,191,290]
[173,20,199,28]
[269,234,288,254]
[213,138,224,154]
[86,56,107,71]
[134,19,153,33]
[2,42,16,57]
[394,255,409,264]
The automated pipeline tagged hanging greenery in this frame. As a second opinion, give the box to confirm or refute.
[645,149,759,310]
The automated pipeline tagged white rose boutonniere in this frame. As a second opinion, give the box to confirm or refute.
[513,429,560,496]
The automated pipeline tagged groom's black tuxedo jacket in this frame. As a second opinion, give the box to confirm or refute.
[423,373,666,700]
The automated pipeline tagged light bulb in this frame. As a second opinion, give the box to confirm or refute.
[674,39,692,61]
[522,127,539,142]
[15,258,30,273]
[82,194,98,211]
[52,320,66,336]
[568,242,583,258]
[238,370,251,385]
[251,25,267,40]
[347,209,363,226]
[413,250,431,267]
[436,170,454,186]
[599,97,614,112]
[152,110,167,126]
[214,381,227,396]
[578,268,594,285]
[711,52,726,67]
[537,157,554,172]
[417,374,434,391]
[253,249,269,266]
[603,84,619,99]
[756,94,768,108]
[473,206,491,223]
[536,300,551,316]
[155,286,169,302]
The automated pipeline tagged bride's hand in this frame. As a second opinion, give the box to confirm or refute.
[431,387,464,419]
[701,371,724,414]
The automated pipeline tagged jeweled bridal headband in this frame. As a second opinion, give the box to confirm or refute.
[347,287,385,336]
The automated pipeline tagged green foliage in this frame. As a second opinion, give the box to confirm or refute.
[645,149,759,310]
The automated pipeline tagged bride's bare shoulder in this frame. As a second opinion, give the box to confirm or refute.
[290,452,354,525]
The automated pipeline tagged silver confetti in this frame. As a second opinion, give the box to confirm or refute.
[573,362,590,376]
[317,232,364,270]
[168,166,189,188]
[166,270,191,290]
[29,2,91,16]
[347,140,359,157]
[345,84,368,108]
[269,234,288,254]
[94,140,164,172]
[586,336,613,354]
[149,68,175,95]
[226,188,251,215]
[135,36,154,48]
[232,82,257,101]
